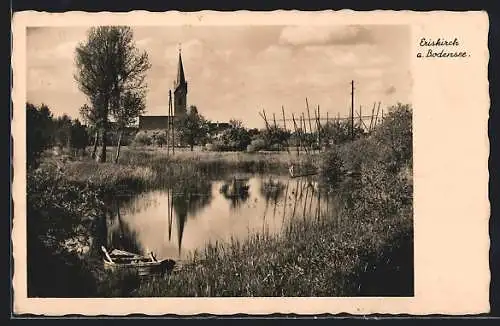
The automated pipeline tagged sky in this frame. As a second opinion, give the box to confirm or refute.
[27,25,411,129]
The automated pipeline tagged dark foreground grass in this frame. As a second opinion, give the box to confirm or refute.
[135,209,412,297]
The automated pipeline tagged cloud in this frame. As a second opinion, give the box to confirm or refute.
[367,54,392,66]
[366,80,384,92]
[27,67,78,94]
[33,40,80,61]
[136,37,153,48]
[385,85,397,95]
[279,25,374,46]
[164,39,204,62]
[354,68,384,78]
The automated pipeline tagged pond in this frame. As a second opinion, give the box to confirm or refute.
[106,174,339,260]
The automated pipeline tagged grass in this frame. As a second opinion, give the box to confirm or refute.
[135,206,412,297]
[55,146,319,190]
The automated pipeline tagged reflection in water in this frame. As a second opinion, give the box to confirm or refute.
[109,175,339,260]
[170,178,213,255]
[107,199,143,255]
[220,178,250,210]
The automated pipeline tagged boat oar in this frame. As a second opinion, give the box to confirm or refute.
[101,246,114,263]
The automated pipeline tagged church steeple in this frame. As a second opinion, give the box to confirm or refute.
[175,47,186,87]
[173,44,188,117]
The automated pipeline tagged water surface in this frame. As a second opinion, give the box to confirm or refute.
[107,174,339,260]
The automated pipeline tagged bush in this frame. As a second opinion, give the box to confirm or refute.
[319,148,344,187]
[133,131,152,146]
[246,138,266,152]
[373,103,413,172]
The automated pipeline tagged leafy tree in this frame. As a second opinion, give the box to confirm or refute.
[74,26,151,163]
[373,103,412,172]
[177,105,208,151]
[111,90,146,163]
[221,119,251,151]
[152,131,168,147]
[79,103,99,158]
[26,102,53,169]
[53,114,73,149]
[264,126,291,150]
[70,119,89,155]
[321,119,364,145]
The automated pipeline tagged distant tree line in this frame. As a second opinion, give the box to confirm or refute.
[130,106,370,153]
[26,102,89,169]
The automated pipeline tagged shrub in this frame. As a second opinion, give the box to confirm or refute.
[319,147,344,187]
[246,138,266,152]
[373,103,413,173]
[133,131,152,146]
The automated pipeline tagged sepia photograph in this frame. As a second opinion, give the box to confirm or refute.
[25,23,413,298]
[12,10,490,315]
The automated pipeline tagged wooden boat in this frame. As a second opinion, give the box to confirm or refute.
[101,246,176,277]
[289,165,318,178]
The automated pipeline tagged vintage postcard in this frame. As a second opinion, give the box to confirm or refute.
[11,10,490,315]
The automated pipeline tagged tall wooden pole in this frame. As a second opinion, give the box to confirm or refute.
[170,90,175,155]
[291,113,300,156]
[359,105,362,130]
[306,98,313,136]
[374,101,381,127]
[352,82,356,138]
[168,90,172,155]
[281,106,287,130]
[282,106,290,154]
[316,105,322,152]
[369,102,376,132]
[301,113,309,154]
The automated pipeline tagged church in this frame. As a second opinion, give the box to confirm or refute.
[138,49,188,130]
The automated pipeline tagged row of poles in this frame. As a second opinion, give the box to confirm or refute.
[258,80,385,155]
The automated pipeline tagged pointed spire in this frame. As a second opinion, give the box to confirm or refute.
[175,44,186,87]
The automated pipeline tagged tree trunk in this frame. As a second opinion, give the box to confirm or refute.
[190,143,194,151]
[91,131,98,159]
[114,129,123,164]
[96,128,107,163]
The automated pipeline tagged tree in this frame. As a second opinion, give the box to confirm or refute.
[26,103,53,169]
[70,119,89,155]
[321,119,363,145]
[79,103,99,158]
[177,105,208,151]
[264,126,290,150]
[222,119,251,151]
[74,26,151,163]
[53,114,73,149]
[111,90,146,163]
[373,103,412,171]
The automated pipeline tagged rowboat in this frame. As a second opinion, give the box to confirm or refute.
[289,165,318,178]
[101,246,176,277]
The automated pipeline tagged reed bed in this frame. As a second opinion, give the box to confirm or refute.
[135,196,412,297]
